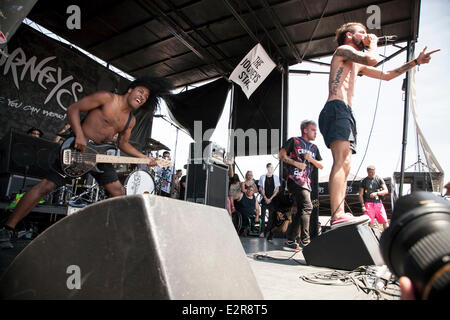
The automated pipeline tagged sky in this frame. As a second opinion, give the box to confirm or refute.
[149,0,450,195]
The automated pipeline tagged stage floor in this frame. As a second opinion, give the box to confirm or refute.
[240,236,399,300]
[0,234,400,300]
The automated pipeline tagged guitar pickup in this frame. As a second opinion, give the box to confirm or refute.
[62,149,73,165]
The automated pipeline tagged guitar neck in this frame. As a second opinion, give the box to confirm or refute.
[95,154,172,167]
[96,154,149,165]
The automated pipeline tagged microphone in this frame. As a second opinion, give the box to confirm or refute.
[378,35,398,43]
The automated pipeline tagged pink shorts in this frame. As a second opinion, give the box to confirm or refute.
[364,202,388,224]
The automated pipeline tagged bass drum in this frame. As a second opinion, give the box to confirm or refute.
[123,170,155,195]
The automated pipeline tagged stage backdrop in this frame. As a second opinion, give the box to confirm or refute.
[164,78,231,140]
[231,68,282,156]
[0,24,131,141]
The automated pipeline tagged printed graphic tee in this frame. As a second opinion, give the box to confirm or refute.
[282,136,321,191]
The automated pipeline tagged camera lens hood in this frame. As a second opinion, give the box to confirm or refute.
[380,192,450,299]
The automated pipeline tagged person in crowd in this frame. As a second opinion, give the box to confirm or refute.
[228,174,241,216]
[171,169,183,199]
[279,120,323,249]
[157,151,173,197]
[359,165,389,230]
[232,185,260,236]
[444,181,450,197]
[179,174,186,200]
[240,170,258,193]
[27,127,43,138]
[258,163,280,238]
[265,191,293,242]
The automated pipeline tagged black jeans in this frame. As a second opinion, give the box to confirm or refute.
[287,179,313,242]
[261,199,277,236]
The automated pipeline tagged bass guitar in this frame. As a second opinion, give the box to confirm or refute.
[60,137,172,178]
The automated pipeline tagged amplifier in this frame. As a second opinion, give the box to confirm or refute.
[185,162,229,209]
[0,129,60,179]
[188,141,226,165]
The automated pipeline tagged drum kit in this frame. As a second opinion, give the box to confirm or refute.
[48,138,172,208]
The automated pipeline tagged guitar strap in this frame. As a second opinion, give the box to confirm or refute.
[116,112,133,148]
[122,112,133,133]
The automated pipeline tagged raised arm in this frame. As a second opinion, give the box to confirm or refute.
[359,46,440,81]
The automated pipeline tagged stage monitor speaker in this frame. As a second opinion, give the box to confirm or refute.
[185,162,228,209]
[0,195,262,300]
[0,0,38,46]
[303,224,384,271]
[0,129,59,178]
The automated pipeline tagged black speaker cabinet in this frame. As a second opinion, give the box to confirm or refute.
[303,224,384,270]
[185,162,229,209]
[0,129,59,178]
[0,195,262,299]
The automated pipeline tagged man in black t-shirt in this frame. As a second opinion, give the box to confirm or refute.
[258,163,280,238]
[359,165,389,230]
[279,120,323,249]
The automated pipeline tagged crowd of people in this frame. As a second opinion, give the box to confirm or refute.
[227,161,291,241]
[227,120,323,250]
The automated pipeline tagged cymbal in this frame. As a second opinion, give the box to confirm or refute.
[128,140,142,149]
[143,138,170,151]
[146,137,161,144]
[143,143,170,151]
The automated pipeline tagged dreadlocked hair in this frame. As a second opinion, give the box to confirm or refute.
[127,76,173,112]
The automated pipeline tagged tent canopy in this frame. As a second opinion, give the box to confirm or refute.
[28,0,420,88]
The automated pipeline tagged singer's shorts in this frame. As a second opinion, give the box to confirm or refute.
[318,99,357,154]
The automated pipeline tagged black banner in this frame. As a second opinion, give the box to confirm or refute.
[0,24,130,141]
[232,69,282,156]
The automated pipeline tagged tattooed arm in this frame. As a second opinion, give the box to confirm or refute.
[335,44,379,66]
[359,46,440,81]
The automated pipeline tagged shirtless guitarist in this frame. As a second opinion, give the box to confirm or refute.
[0,77,172,248]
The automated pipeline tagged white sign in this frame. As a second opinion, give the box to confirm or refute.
[229,43,276,99]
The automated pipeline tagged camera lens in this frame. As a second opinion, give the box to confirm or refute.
[380,191,450,299]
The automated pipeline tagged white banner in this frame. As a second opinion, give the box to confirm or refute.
[229,43,276,99]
